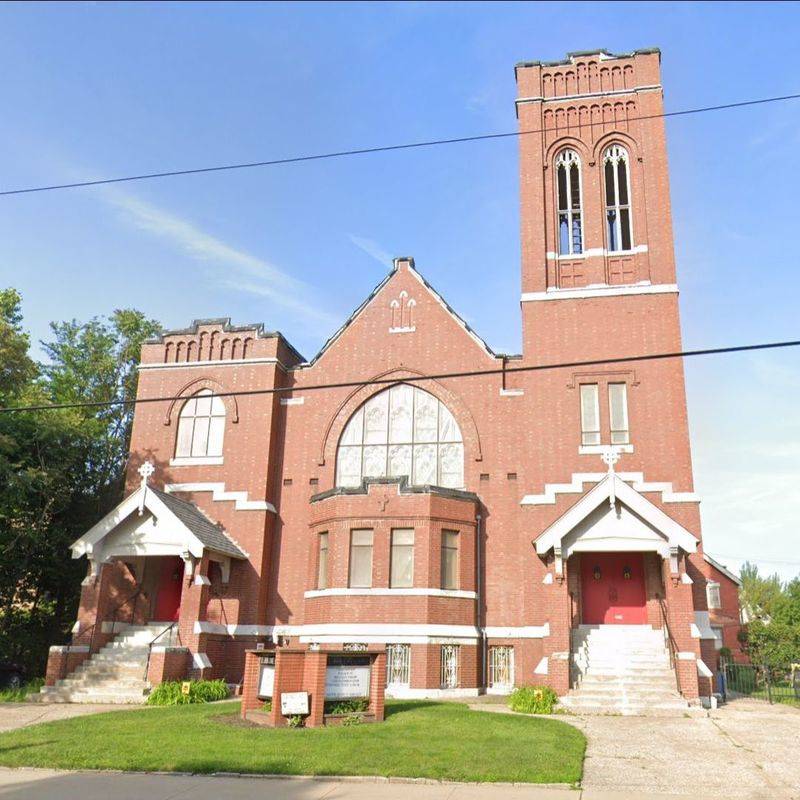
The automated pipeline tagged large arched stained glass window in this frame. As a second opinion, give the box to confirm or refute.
[336,385,464,489]
[555,148,583,256]
[603,144,633,252]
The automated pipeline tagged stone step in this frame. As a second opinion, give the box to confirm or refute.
[578,676,677,689]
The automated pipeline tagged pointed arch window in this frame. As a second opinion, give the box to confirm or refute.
[175,389,226,458]
[555,148,583,256]
[336,384,464,489]
[604,144,633,252]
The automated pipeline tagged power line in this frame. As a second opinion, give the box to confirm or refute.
[707,553,800,568]
[2,92,799,198]
[1,337,798,415]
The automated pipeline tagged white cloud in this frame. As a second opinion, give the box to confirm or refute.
[101,186,339,327]
[348,234,394,268]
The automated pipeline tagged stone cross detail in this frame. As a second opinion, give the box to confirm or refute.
[137,461,155,515]
[600,446,621,509]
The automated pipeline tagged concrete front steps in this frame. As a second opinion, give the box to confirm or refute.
[32,622,172,704]
[560,624,695,716]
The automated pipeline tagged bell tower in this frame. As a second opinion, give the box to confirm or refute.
[515,48,682,362]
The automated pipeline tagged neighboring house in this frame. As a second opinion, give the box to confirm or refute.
[700,554,745,662]
[41,48,727,710]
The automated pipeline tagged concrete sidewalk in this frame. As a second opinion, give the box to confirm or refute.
[0,768,795,800]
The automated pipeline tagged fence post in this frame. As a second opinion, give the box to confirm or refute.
[763,663,773,704]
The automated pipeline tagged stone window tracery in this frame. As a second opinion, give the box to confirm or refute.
[604,144,633,252]
[336,385,464,489]
[555,148,583,256]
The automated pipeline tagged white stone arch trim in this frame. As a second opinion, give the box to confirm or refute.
[163,376,239,426]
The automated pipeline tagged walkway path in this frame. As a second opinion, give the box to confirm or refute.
[0,702,139,734]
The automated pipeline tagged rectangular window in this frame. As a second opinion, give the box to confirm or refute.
[317,532,329,590]
[706,582,722,610]
[608,383,629,445]
[390,528,414,588]
[580,384,601,446]
[489,646,514,689]
[441,530,459,590]
[440,644,459,688]
[349,529,373,588]
[386,643,411,686]
[711,625,724,650]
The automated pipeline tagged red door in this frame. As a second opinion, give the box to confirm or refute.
[153,556,183,622]
[581,553,647,624]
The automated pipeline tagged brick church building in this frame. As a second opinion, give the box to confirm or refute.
[43,48,729,711]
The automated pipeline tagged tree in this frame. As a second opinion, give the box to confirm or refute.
[739,561,785,622]
[0,293,160,674]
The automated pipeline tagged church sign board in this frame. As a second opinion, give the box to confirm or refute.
[325,655,371,699]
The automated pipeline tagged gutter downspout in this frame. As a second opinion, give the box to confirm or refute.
[476,512,487,692]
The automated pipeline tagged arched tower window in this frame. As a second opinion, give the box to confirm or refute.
[555,148,583,256]
[336,384,464,489]
[175,389,226,458]
[603,144,633,252]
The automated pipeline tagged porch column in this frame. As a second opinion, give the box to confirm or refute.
[662,555,701,701]
[542,552,572,695]
[177,552,212,676]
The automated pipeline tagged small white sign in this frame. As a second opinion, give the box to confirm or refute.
[257,664,274,699]
[280,691,309,716]
[325,665,371,699]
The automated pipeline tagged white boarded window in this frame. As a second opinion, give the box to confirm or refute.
[707,582,722,610]
[489,646,514,689]
[349,529,373,588]
[175,389,226,458]
[604,144,633,252]
[386,644,411,687]
[390,528,414,588]
[441,530,459,590]
[440,644,459,688]
[608,383,629,445]
[580,384,600,446]
[317,532,329,590]
[555,148,583,256]
[336,384,464,489]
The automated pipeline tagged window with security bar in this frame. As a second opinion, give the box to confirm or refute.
[386,644,411,687]
[488,646,514,689]
[440,644,459,689]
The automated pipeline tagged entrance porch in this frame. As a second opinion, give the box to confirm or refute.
[533,472,713,707]
[42,474,247,700]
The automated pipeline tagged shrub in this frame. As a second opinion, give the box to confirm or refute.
[0,678,44,703]
[286,714,304,728]
[146,679,229,706]
[341,714,363,726]
[323,697,369,715]
[508,685,559,715]
[261,699,272,712]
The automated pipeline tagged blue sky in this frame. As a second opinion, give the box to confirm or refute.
[0,2,798,579]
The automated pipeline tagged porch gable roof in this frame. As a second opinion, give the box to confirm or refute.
[534,473,698,557]
[70,485,248,561]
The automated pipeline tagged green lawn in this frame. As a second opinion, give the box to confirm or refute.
[0,700,585,784]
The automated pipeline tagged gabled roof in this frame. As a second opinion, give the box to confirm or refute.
[534,474,698,557]
[298,257,504,368]
[71,484,247,561]
[703,554,742,587]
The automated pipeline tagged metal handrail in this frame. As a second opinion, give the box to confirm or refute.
[143,621,182,681]
[657,597,682,694]
[62,585,146,680]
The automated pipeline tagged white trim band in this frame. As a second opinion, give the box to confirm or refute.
[139,357,289,371]
[386,687,479,699]
[170,456,224,467]
[516,84,662,106]
[545,245,648,260]
[521,283,678,302]
[484,624,550,639]
[521,471,700,506]
[164,482,276,513]
[280,397,305,406]
[304,588,477,600]
[49,645,90,653]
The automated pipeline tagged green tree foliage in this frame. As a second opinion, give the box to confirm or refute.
[0,291,159,674]
[739,562,800,667]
